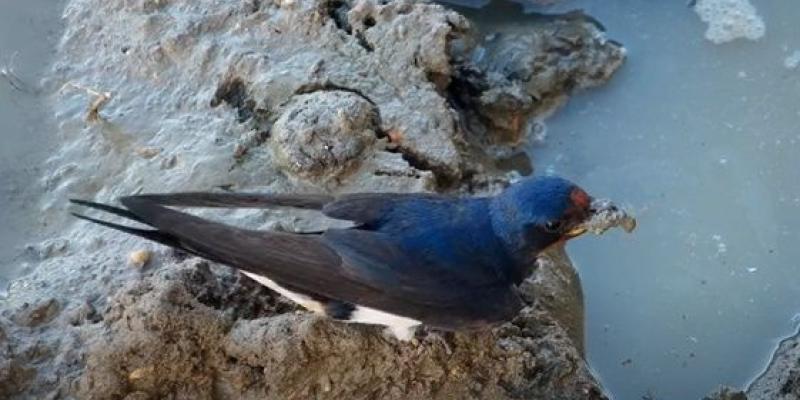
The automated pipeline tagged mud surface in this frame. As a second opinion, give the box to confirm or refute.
[747,329,800,400]
[0,0,625,398]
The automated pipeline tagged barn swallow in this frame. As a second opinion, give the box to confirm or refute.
[70,176,631,340]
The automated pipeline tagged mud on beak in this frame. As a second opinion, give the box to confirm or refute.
[569,198,637,238]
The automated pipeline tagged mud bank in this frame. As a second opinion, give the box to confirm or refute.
[746,330,800,400]
[706,329,800,400]
[0,0,624,398]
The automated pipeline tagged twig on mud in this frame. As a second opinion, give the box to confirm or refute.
[0,52,29,93]
[59,82,113,122]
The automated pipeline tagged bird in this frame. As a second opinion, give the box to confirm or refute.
[70,175,608,341]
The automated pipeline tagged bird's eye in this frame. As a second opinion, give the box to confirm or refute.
[544,220,562,233]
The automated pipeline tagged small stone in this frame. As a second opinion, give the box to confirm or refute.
[128,250,152,268]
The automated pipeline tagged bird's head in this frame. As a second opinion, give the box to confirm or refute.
[490,175,595,259]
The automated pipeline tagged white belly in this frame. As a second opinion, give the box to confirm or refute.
[240,271,422,341]
[241,271,326,315]
[347,305,422,341]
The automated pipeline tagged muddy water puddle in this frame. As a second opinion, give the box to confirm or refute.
[0,0,63,293]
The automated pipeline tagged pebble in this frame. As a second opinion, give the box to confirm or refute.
[128,250,152,268]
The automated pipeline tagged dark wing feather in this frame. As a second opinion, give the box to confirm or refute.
[128,192,334,210]
[321,193,447,224]
[321,229,523,328]
[322,229,486,295]
[70,212,181,248]
[119,197,381,299]
[113,191,448,226]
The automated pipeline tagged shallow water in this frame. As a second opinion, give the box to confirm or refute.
[0,0,62,291]
[444,1,800,399]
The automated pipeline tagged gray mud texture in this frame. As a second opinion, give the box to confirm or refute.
[452,12,625,144]
[704,388,749,400]
[747,329,800,400]
[0,0,625,399]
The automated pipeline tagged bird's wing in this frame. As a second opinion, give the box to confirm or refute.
[321,193,447,224]
[72,195,522,329]
[124,192,336,210]
[122,191,447,225]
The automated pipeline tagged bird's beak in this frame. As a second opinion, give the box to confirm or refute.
[565,226,588,238]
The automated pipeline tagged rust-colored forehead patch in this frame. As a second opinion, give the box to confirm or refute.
[570,188,591,209]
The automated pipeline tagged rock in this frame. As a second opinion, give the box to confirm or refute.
[271,91,378,180]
